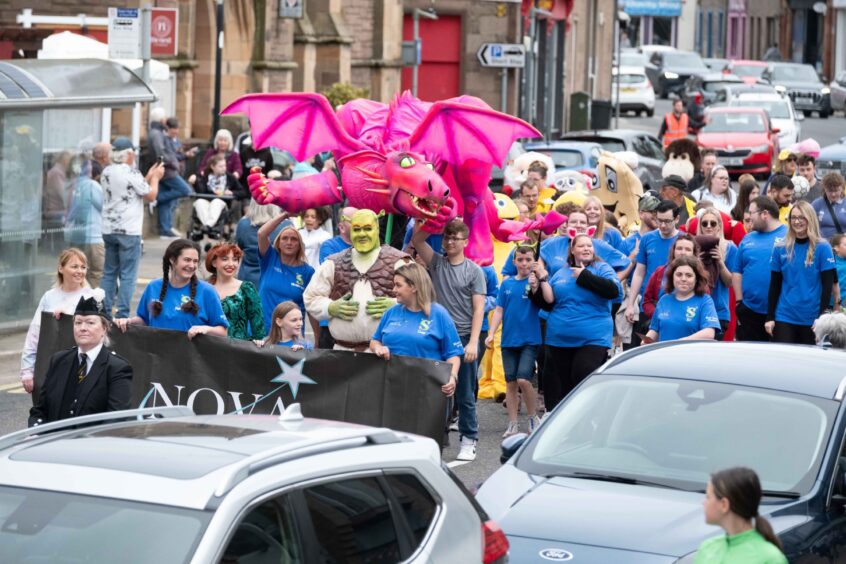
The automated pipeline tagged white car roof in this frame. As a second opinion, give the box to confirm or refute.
[734,93,787,102]
[614,65,647,76]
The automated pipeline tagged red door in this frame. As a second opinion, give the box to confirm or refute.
[401,15,461,101]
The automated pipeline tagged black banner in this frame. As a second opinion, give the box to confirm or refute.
[34,314,449,443]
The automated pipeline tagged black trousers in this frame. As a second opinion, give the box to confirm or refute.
[735,304,770,342]
[772,321,815,345]
[543,345,608,412]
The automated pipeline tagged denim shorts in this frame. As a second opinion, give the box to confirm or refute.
[501,345,539,382]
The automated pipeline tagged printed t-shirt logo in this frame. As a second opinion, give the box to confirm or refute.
[175,294,191,311]
[417,319,431,334]
[295,274,304,286]
[685,306,698,322]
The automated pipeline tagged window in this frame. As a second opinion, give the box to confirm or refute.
[634,136,664,160]
[383,474,438,547]
[304,477,401,563]
[222,495,302,564]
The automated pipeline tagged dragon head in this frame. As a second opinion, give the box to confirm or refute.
[383,151,451,220]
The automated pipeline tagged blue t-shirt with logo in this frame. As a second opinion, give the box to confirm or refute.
[546,261,621,348]
[603,227,627,253]
[650,292,720,342]
[711,242,739,321]
[319,235,351,263]
[837,256,846,306]
[259,246,315,331]
[771,239,836,325]
[736,225,788,315]
[623,231,642,285]
[636,230,679,296]
[501,236,629,279]
[482,265,499,332]
[277,339,314,350]
[137,279,229,331]
[495,277,542,347]
[372,303,464,362]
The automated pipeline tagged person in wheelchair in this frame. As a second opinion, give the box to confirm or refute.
[191,154,246,241]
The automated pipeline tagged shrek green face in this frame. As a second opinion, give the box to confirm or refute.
[350,210,380,254]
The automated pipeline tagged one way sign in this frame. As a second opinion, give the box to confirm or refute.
[477,43,526,68]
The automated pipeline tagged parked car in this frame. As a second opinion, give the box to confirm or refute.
[619,51,649,70]
[0,406,507,564]
[727,59,768,85]
[703,57,729,72]
[525,141,602,174]
[696,106,780,177]
[645,50,709,99]
[612,65,656,116]
[762,62,832,118]
[711,82,778,106]
[729,92,802,148]
[560,129,665,192]
[829,70,846,115]
[816,137,846,177]
[680,72,745,106]
[478,341,846,563]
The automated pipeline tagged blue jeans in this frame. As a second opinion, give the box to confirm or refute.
[456,334,479,441]
[157,175,192,234]
[101,234,142,318]
[501,345,539,382]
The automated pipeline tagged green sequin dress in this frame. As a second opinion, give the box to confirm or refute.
[221,281,266,340]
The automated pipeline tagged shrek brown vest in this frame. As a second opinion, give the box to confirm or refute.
[328,246,411,300]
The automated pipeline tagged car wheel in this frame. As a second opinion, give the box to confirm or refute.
[820,109,830,119]
[646,108,655,117]
[803,110,812,117]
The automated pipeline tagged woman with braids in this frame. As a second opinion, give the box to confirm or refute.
[114,239,228,338]
[206,243,264,341]
[696,467,787,563]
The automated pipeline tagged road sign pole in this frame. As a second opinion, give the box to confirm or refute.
[141,4,152,86]
[501,68,508,113]
[412,9,438,97]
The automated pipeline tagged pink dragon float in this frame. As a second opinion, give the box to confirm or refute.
[222,91,564,265]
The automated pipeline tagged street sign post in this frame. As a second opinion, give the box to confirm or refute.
[477,43,526,68]
[150,7,178,57]
[107,7,142,59]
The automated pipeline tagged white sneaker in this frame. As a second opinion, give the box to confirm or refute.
[528,415,541,433]
[456,436,477,461]
[448,419,459,432]
[503,421,519,437]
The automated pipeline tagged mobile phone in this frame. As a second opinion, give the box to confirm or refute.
[157,156,164,166]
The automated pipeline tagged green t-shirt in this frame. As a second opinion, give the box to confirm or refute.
[694,528,787,564]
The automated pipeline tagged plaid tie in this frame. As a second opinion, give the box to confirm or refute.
[77,353,88,383]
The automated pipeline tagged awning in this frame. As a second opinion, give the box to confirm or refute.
[0,58,156,110]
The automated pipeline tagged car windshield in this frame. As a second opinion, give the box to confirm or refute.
[704,81,738,92]
[732,64,765,77]
[664,53,707,68]
[568,138,626,153]
[620,53,648,67]
[537,149,587,169]
[516,376,835,494]
[615,73,647,85]
[735,99,791,119]
[773,65,820,83]
[0,487,211,563]
[703,111,767,133]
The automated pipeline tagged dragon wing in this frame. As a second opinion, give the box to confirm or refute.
[221,93,365,161]
[408,100,541,166]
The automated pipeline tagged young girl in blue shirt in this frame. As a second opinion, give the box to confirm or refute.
[258,301,313,351]
[114,239,229,338]
[646,255,720,343]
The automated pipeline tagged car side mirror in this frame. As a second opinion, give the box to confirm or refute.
[771,128,781,134]
[500,433,528,464]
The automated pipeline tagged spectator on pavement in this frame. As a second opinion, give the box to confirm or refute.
[20,248,95,394]
[64,159,105,287]
[194,154,246,237]
[206,243,264,341]
[92,142,111,168]
[114,239,229,337]
[166,117,198,176]
[692,165,738,215]
[148,107,193,238]
[811,172,846,239]
[197,129,243,180]
[733,197,788,342]
[645,255,720,342]
[260,301,313,351]
[766,200,836,344]
[100,137,164,319]
[696,467,787,563]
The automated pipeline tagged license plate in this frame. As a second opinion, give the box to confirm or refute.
[621,87,637,93]
[796,97,813,104]
[718,157,744,166]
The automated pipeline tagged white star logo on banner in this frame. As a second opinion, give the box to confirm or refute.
[270,357,316,399]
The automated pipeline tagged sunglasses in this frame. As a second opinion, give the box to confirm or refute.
[701,220,719,228]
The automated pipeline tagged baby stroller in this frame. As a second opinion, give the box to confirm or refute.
[187,193,235,243]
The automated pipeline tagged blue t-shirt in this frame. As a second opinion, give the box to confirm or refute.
[403,221,444,255]
[319,235,351,264]
[259,246,315,330]
[837,256,846,306]
[501,236,629,278]
[372,303,464,362]
[481,265,499,332]
[650,292,720,342]
[771,239,836,325]
[812,196,846,239]
[236,218,291,287]
[623,231,642,285]
[495,277,542,347]
[636,230,679,296]
[137,279,230,331]
[603,227,627,253]
[545,261,621,348]
[277,339,314,350]
[711,242,739,321]
[736,225,788,315]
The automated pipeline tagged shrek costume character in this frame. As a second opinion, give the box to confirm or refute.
[304,210,411,351]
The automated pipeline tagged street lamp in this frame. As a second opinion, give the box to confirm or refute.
[212,0,224,137]
[412,8,438,97]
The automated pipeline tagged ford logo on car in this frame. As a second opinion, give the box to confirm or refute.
[539,548,574,561]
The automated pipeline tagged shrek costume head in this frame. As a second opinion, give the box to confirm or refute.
[349,209,381,255]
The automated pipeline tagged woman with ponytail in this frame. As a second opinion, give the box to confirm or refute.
[114,239,229,339]
[696,467,787,563]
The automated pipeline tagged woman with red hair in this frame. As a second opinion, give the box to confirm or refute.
[206,243,265,341]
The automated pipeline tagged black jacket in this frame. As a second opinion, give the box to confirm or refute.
[29,346,133,427]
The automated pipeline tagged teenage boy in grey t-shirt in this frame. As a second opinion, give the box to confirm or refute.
[412,219,485,462]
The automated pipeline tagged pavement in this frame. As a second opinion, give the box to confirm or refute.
[1,102,843,487]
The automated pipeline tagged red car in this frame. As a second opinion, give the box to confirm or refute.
[727,59,768,85]
[696,107,780,178]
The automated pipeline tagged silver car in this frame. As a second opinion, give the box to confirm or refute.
[0,406,508,563]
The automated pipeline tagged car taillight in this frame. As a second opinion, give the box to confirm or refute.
[647,80,653,89]
[482,520,509,563]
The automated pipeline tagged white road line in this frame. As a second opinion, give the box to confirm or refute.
[446,460,470,468]
[0,382,23,392]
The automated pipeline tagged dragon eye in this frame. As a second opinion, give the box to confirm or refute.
[400,156,416,168]
[425,162,434,170]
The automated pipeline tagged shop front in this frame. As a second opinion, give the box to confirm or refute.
[0,58,155,329]
[622,0,683,47]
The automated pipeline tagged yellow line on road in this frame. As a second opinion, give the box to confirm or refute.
[0,382,24,393]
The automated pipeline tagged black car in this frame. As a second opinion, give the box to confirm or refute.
[681,73,745,106]
[645,50,710,99]
[560,129,665,192]
[762,62,831,118]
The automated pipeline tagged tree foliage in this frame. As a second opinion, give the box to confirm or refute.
[322,82,370,109]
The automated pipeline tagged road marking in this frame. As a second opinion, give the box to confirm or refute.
[0,382,23,392]
[446,460,470,468]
